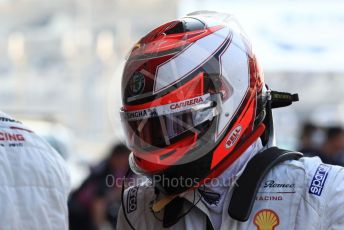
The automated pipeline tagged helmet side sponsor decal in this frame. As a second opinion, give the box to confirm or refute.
[211,97,256,169]
[169,96,204,110]
[225,125,242,149]
[125,108,158,120]
[127,186,139,214]
[124,94,211,121]
[254,209,279,230]
[309,164,331,196]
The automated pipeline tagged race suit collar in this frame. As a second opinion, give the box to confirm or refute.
[180,139,263,228]
[153,139,263,216]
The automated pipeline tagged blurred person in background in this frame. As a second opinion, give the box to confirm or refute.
[0,111,70,229]
[319,126,344,166]
[298,122,324,156]
[69,143,133,230]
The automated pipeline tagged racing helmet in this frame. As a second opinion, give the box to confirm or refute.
[120,11,279,195]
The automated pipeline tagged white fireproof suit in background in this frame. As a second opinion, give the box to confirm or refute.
[117,139,344,230]
[0,111,71,229]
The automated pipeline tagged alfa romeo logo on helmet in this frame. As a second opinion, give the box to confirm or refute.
[129,72,145,95]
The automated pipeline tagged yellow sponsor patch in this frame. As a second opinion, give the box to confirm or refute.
[254,209,279,230]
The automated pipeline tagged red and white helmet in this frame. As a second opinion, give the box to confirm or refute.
[120,11,268,195]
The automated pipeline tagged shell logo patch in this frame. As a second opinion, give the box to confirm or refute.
[254,209,279,230]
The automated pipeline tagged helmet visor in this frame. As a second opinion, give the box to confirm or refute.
[120,93,221,152]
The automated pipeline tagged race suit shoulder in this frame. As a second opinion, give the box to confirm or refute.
[117,156,344,230]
